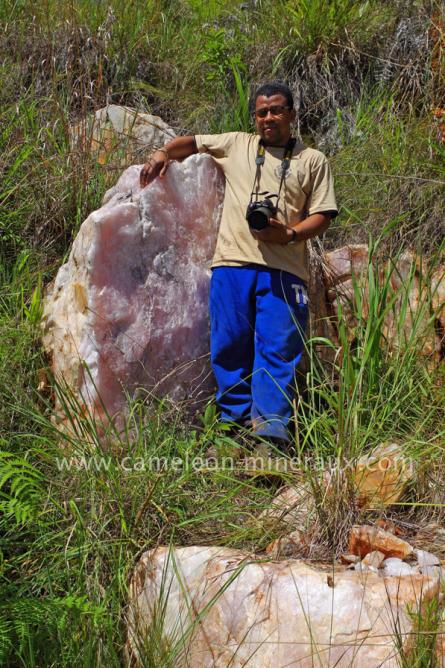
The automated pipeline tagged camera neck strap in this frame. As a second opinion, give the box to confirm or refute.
[251,136,297,205]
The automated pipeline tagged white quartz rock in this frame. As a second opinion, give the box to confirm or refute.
[363,550,386,568]
[419,565,441,580]
[70,104,176,165]
[382,558,415,577]
[414,548,440,567]
[127,545,440,668]
[354,561,378,574]
[42,155,225,420]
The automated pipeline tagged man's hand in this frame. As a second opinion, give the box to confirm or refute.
[139,136,198,189]
[250,218,294,244]
[140,150,169,188]
[250,212,332,245]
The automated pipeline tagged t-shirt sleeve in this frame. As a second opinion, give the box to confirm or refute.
[194,132,237,159]
[306,157,338,217]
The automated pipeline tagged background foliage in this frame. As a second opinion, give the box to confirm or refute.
[0,0,444,665]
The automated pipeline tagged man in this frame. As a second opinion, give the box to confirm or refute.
[140,82,337,446]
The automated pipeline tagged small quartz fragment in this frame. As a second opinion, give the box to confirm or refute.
[265,529,305,558]
[382,558,415,577]
[354,561,378,574]
[419,565,441,579]
[414,548,440,567]
[348,525,413,560]
[363,550,386,569]
[340,554,360,565]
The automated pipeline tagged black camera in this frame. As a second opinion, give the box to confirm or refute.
[245,198,277,230]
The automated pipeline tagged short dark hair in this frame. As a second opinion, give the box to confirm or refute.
[252,82,294,110]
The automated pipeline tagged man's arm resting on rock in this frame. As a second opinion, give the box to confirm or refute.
[140,136,198,187]
[251,212,333,244]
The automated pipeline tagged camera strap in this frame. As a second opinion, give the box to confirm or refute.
[250,136,297,205]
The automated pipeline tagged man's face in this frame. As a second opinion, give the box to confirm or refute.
[254,93,296,146]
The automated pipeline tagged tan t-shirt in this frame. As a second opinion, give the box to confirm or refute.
[195,131,337,283]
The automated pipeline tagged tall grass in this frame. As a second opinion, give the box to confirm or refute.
[330,92,445,252]
[292,236,444,552]
[1,233,444,664]
[0,337,276,664]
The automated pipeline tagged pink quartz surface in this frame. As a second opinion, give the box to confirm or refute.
[43,155,224,420]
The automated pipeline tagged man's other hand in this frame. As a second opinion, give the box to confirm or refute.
[251,212,332,244]
[250,218,293,244]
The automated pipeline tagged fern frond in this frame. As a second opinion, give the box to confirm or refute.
[0,449,44,525]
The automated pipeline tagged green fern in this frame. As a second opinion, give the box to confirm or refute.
[0,447,44,525]
[0,616,12,664]
[0,595,104,665]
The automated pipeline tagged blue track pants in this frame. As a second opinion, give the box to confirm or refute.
[209,265,308,441]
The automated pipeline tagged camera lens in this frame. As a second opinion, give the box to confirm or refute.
[247,206,272,230]
[248,209,269,230]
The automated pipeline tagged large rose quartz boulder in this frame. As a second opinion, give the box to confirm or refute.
[126,545,440,668]
[42,155,224,421]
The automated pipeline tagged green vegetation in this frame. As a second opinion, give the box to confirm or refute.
[1,0,444,665]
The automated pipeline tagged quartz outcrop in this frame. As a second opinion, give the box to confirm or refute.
[322,245,445,359]
[126,545,441,668]
[70,104,176,166]
[42,155,224,420]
